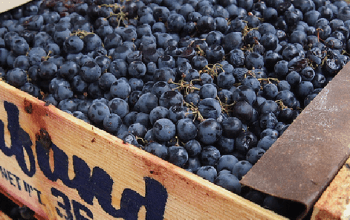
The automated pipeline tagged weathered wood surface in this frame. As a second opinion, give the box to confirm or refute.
[0,211,11,220]
[311,157,350,220]
[0,80,284,219]
[0,0,32,13]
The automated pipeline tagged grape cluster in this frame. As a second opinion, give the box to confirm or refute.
[1,0,350,216]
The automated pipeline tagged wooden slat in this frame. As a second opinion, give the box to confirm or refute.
[0,211,11,220]
[0,0,32,13]
[0,80,284,219]
[311,157,350,220]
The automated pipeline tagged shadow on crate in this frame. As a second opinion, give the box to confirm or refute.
[0,192,36,220]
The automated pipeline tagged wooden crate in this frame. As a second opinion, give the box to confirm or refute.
[0,211,11,220]
[0,3,349,220]
[311,156,350,220]
[0,0,31,13]
[0,79,285,219]
[1,68,350,219]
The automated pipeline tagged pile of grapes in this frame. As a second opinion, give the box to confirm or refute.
[1,0,350,217]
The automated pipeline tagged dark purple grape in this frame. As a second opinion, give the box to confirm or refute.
[64,35,84,54]
[38,61,57,80]
[214,173,241,194]
[231,160,253,180]
[200,145,221,166]
[232,101,254,123]
[153,118,176,142]
[80,60,101,83]
[59,61,80,81]
[128,123,147,138]
[110,79,131,100]
[221,117,243,138]
[257,136,277,150]
[185,157,201,173]
[134,92,159,114]
[235,131,258,154]
[159,90,183,109]
[216,155,238,172]
[197,119,222,145]
[184,140,202,157]
[198,98,222,119]
[108,98,129,118]
[20,82,41,98]
[149,106,169,125]
[246,147,266,164]
[176,118,197,142]
[145,142,169,160]
[7,68,27,88]
[217,136,235,154]
[87,101,110,125]
[196,166,217,183]
[168,146,189,167]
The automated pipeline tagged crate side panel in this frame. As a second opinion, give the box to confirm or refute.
[0,0,32,13]
[0,81,285,220]
[311,157,350,220]
[0,211,12,220]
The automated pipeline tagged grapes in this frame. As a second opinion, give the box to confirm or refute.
[144,142,169,160]
[128,123,147,138]
[246,147,266,165]
[196,166,217,183]
[257,136,276,151]
[216,155,238,172]
[80,60,102,83]
[176,118,197,142]
[108,98,129,118]
[3,0,350,217]
[38,61,57,80]
[153,118,176,142]
[110,78,131,99]
[198,98,222,119]
[200,145,221,166]
[20,82,41,98]
[134,92,158,114]
[184,140,202,157]
[64,35,84,54]
[168,146,189,167]
[232,101,253,123]
[231,160,253,180]
[214,173,241,194]
[103,113,122,133]
[7,68,27,88]
[197,119,222,145]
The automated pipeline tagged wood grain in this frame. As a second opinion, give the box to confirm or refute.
[0,211,11,220]
[311,157,350,220]
[0,0,32,13]
[0,80,284,219]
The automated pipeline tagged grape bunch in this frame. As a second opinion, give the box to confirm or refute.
[1,0,350,217]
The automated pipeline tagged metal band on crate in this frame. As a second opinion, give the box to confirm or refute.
[241,63,350,220]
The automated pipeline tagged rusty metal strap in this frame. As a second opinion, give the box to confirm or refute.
[241,63,350,219]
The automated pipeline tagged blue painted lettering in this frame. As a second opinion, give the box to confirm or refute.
[0,101,168,219]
